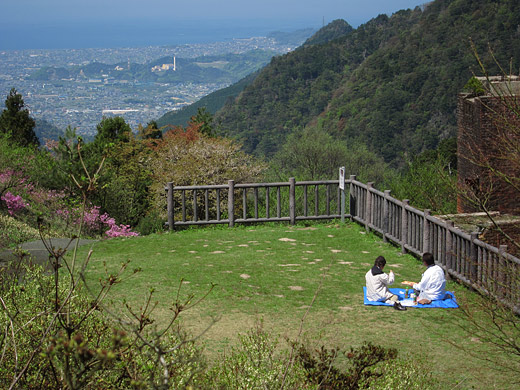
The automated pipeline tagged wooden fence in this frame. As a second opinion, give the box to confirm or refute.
[165,176,520,312]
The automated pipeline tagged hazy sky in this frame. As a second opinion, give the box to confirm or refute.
[0,0,428,49]
[2,0,426,26]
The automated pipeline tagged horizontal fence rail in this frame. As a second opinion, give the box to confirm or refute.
[166,176,520,312]
[165,178,344,228]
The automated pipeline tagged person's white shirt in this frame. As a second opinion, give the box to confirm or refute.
[413,264,446,300]
[365,267,395,302]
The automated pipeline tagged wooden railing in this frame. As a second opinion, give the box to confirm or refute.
[165,178,342,228]
[165,176,520,312]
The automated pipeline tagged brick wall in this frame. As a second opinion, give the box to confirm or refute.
[457,92,520,214]
[480,222,520,258]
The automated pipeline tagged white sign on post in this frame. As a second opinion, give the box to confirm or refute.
[339,166,345,190]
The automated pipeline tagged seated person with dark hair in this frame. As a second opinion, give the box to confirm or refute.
[365,256,406,311]
[402,252,446,305]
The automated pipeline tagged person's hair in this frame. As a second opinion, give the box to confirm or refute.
[374,256,386,268]
[422,252,435,266]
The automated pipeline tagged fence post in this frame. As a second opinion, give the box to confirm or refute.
[289,177,296,225]
[341,188,345,224]
[365,182,374,232]
[498,245,507,298]
[383,190,391,243]
[470,232,479,283]
[193,189,198,222]
[423,209,431,254]
[401,199,409,254]
[228,180,235,227]
[445,220,454,273]
[349,175,356,222]
[167,182,174,231]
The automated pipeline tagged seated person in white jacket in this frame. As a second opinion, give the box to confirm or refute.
[402,252,446,304]
[365,256,406,310]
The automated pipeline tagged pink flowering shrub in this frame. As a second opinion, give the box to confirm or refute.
[29,188,65,203]
[105,223,139,238]
[78,205,138,238]
[1,192,29,215]
[0,166,138,239]
[0,170,27,197]
[0,169,22,184]
[81,206,102,231]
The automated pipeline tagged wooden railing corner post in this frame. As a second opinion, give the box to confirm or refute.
[228,180,235,227]
[166,182,174,231]
[289,177,296,225]
[349,175,356,222]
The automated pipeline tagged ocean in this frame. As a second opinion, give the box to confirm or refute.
[0,19,317,50]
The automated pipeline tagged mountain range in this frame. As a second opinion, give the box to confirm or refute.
[158,0,520,166]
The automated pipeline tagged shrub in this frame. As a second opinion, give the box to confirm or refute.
[91,138,154,227]
[0,257,205,389]
[294,341,397,389]
[135,210,166,236]
[0,213,40,248]
[149,126,266,220]
[1,191,28,215]
[365,357,439,390]
[203,325,309,389]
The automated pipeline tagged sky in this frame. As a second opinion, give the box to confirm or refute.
[0,0,428,49]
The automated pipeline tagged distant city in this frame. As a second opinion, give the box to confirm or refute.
[0,36,302,137]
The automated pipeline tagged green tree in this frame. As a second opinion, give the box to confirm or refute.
[270,126,389,183]
[137,120,163,140]
[388,152,458,214]
[149,124,265,218]
[191,107,216,137]
[93,138,154,226]
[271,126,348,180]
[0,88,38,147]
[0,133,31,202]
[94,116,132,146]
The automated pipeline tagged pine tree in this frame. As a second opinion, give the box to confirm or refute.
[0,88,39,147]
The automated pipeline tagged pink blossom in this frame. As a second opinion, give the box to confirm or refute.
[56,209,70,217]
[0,169,25,185]
[77,205,139,238]
[105,224,139,237]
[1,192,28,215]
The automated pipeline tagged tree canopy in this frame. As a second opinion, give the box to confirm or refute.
[215,0,520,165]
[0,88,38,147]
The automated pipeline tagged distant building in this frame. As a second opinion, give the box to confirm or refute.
[457,76,520,214]
[102,109,139,115]
[151,56,176,73]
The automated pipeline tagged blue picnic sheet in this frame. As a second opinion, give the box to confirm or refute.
[363,287,459,308]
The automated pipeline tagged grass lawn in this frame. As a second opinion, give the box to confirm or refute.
[78,221,515,389]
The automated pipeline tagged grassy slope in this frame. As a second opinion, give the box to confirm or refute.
[79,222,513,389]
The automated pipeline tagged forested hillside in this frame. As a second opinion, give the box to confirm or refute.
[302,19,353,46]
[155,24,347,128]
[215,0,520,163]
[156,71,260,128]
